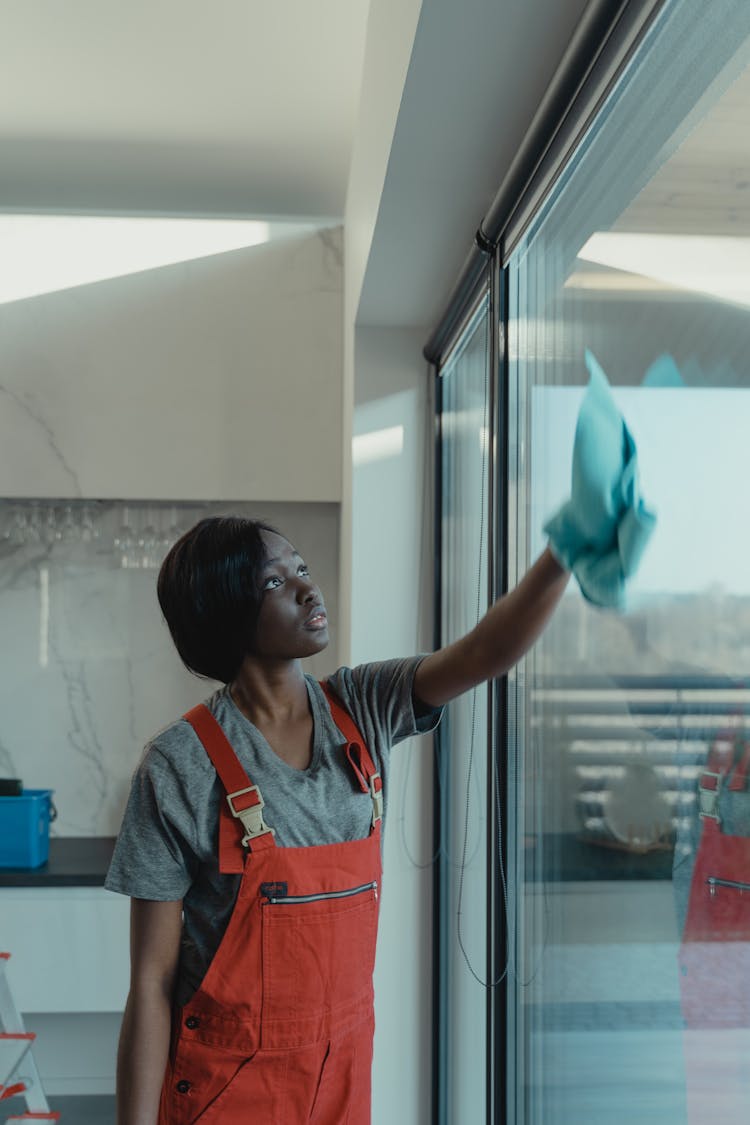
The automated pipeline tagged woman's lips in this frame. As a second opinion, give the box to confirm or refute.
[304,609,328,630]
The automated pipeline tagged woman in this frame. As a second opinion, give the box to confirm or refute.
[107,363,651,1123]
[105,514,566,1124]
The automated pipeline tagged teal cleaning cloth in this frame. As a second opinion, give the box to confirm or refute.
[544,350,656,609]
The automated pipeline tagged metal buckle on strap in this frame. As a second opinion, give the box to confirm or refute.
[226,785,275,846]
[369,774,383,827]
[698,770,723,824]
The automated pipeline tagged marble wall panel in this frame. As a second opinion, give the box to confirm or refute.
[0,227,343,503]
[0,499,339,835]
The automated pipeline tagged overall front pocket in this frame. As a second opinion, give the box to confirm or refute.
[700,874,750,938]
[261,881,379,1032]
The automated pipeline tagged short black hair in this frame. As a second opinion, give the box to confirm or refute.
[157,516,279,683]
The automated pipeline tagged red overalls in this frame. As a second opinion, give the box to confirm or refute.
[157,685,384,1125]
[679,738,750,1122]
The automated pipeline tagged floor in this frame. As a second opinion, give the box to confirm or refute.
[3,1095,115,1124]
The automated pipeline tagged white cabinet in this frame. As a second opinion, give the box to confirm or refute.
[0,887,129,1013]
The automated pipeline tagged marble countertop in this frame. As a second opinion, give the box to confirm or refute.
[0,836,116,887]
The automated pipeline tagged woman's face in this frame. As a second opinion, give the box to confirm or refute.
[252,530,329,660]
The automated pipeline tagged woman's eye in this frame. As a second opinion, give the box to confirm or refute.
[298,564,310,576]
[262,576,283,591]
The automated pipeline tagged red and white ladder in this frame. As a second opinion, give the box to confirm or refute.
[0,953,59,1122]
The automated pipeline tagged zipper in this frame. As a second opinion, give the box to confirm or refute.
[707,876,750,896]
[264,880,378,906]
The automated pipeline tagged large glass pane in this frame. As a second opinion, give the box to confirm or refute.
[437,295,491,1123]
[507,1,750,1122]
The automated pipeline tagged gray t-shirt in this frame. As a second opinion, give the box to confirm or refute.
[105,656,440,1003]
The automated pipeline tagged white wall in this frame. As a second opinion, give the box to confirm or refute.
[350,326,432,663]
[351,326,436,1125]
[340,0,424,658]
[0,228,343,502]
[345,0,424,323]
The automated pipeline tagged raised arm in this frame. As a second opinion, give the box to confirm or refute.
[416,355,657,711]
[414,546,569,709]
[117,898,183,1125]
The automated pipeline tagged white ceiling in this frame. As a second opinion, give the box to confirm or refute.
[0,0,370,217]
[1,0,612,336]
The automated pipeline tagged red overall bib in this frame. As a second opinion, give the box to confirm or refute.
[157,685,384,1125]
[679,739,750,1121]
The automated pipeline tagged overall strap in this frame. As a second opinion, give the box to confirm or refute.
[699,736,750,826]
[728,742,750,792]
[184,704,275,874]
[320,682,383,830]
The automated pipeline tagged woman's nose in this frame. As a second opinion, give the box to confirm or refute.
[297,578,317,602]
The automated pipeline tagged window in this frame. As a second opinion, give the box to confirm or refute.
[435,291,493,1123]
[506,1,750,1121]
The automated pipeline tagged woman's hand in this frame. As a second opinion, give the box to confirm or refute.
[544,350,656,608]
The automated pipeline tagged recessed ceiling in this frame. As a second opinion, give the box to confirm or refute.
[0,0,370,217]
[613,58,750,236]
[572,56,750,307]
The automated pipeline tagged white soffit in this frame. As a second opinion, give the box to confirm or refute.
[355,0,591,328]
[0,0,370,217]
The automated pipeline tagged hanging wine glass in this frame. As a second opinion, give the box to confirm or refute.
[43,507,60,545]
[166,506,184,549]
[60,505,77,543]
[26,503,42,545]
[139,507,158,569]
[9,507,28,546]
[114,506,135,568]
[80,505,97,543]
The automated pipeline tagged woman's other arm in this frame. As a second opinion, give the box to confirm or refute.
[414,547,569,709]
[117,897,183,1125]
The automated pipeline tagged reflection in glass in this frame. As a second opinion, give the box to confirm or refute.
[507,5,750,1122]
